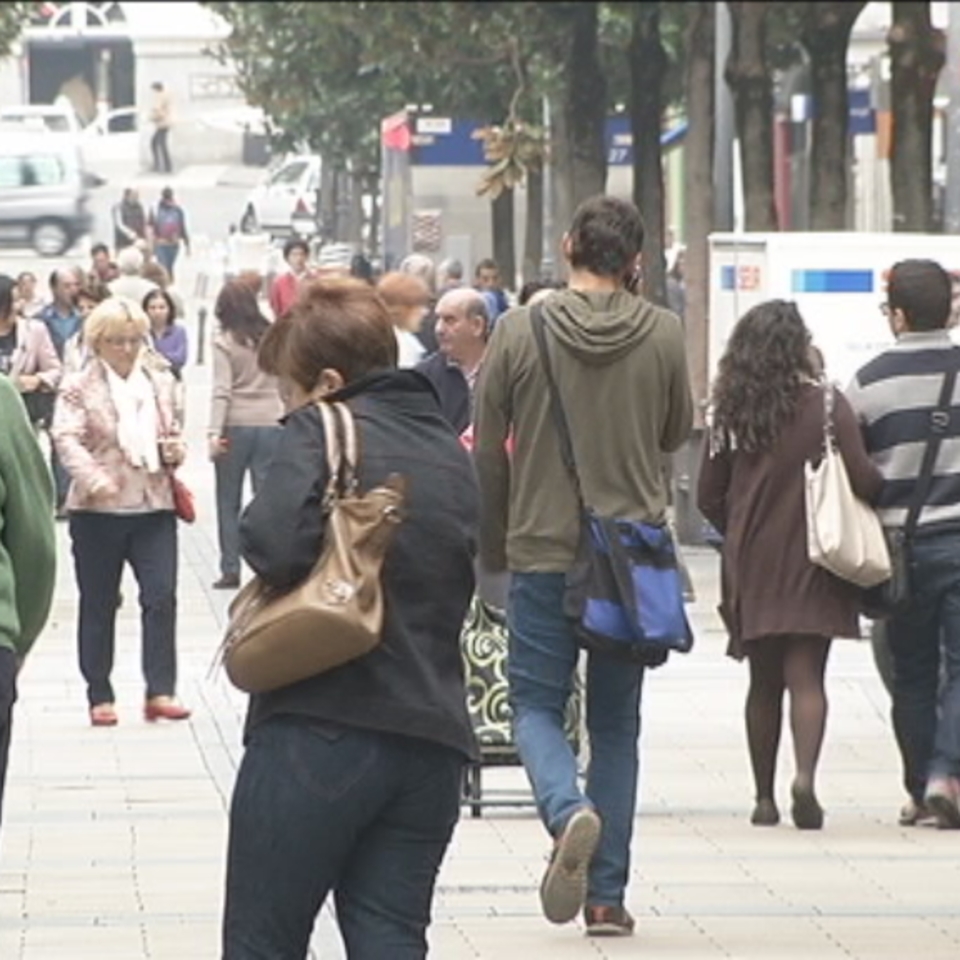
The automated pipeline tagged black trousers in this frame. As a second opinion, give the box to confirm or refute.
[70,511,178,707]
[0,646,18,833]
[151,127,172,173]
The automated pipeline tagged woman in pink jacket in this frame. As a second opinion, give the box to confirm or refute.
[0,274,62,426]
[52,298,190,727]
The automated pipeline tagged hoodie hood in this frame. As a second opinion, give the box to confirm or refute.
[541,288,660,365]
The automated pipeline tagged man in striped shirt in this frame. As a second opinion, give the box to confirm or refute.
[847,259,960,830]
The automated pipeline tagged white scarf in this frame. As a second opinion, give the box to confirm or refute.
[104,360,161,472]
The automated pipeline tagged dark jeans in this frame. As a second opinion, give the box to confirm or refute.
[214,426,280,579]
[50,444,70,510]
[507,572,644,907]
[70,511,178,707]
[154,242,180,282]
[223,717,463,960]
[888,531,960,801]
[151,126,172,173]
[0,647,17,834]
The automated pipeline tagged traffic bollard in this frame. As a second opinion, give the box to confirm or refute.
[197,306,207,366]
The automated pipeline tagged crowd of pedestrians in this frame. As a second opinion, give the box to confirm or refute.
[0,195,959,959]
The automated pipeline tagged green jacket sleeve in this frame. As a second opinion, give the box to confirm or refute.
[473,319,512,573]
[660,318,694,454]
[0,377,56,660]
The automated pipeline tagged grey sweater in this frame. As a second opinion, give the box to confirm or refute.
[209,330,283,435]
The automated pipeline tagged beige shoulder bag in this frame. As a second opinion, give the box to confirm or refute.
[221,401,406,693]
[805,384,891,588]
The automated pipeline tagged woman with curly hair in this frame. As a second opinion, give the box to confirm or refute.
[698,300,882,830]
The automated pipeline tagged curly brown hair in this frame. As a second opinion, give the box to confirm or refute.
[710,299,816,454]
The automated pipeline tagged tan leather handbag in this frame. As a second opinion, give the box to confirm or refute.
[220,401,405,693]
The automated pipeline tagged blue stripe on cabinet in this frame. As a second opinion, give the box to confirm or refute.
[720,265,736,291]
[791,269,874,294]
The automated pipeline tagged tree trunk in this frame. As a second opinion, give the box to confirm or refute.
[802,2,866,230]
[366,172,380,258]
[523,162,543,284]
[889,2,945,232]
[491,187,516,291]
[630,2,667,306]
[683,1,715,427]
[552,1,607,247]
[549,94,572,272]
[725,2,778,231]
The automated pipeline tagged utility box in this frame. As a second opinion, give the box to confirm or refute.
[709,232,960,388]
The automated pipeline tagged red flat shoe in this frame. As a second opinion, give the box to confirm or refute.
[90,703,118,727]
[144,697,191,722]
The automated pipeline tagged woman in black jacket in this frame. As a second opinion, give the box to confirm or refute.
[221,278,480,960]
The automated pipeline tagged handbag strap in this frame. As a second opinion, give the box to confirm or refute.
[530,303,586,510]
[316,400,358,500]
[903,347,960,538]
[821,381,836,453]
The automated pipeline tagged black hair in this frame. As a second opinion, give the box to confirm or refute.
[283,237,310,261]
[475,258,498,276]
[887,259,952,332]
[0,274,15,320]
[91,242,110,257]
[710,299,815,454]
[567,196,645,280]
[143,288,178,329]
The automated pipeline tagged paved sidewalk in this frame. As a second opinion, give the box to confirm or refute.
[2,321,960,958]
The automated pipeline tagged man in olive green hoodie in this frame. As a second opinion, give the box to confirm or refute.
[474,196,693,936]
[0,375,57,831]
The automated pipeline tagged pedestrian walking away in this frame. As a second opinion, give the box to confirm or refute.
[208,280,283,590]
[698,300,883,831]
[221,278,479,959]
[474,195,693,937]
[847,259,960,830]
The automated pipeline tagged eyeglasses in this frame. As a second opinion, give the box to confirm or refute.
[102,335,144,349]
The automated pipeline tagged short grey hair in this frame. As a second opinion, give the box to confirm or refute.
[438,257,463,282]
[399,254,436,294]
[117,246,144,276]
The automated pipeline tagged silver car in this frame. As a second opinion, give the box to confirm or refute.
[0,130,93,256]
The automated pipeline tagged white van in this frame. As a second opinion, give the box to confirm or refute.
[0,132,92,256]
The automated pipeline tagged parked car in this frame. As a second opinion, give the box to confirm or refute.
[79,106,140,169]
[239,154,321,238]
[0,102,82,136]
[0,132,92,256]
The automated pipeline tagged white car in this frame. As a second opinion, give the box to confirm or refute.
[239,154,321,238]
[0,102,82,136]
[79,106,140,169]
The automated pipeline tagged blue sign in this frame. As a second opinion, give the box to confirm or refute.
[411,116,688,168]
[791,269,874,294]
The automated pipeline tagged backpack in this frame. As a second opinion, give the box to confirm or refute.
[153,204,182,242]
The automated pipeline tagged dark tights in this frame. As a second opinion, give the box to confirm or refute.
[746,634,831,801]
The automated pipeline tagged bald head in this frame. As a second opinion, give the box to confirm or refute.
[435,287,489,368]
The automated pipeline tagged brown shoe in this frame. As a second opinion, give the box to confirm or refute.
[539,807,601,925]
[584,905,636,937]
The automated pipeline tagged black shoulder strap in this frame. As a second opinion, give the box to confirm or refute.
[904,346,960,537]
[530,303,585,508]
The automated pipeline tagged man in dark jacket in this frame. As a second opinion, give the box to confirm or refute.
[415,287,489,435]
[475,196,693,936]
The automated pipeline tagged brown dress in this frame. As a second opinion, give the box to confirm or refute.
[697,383,884,660]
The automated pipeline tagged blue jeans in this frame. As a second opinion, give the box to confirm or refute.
[507,572,644,908]
[214,426,280,579]
[888,531,960,800]
[222,717,463,960]
[154,242,179,280]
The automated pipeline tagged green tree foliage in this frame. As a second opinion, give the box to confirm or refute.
[0,2,43,59]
